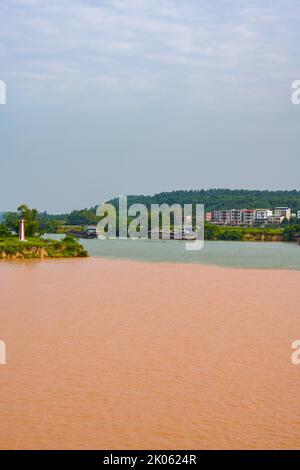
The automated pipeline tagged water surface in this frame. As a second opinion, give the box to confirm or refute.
[0,258,300,449]
[49,235,300,270]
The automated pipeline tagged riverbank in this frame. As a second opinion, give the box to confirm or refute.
[205,224,287,241]
[53,223,300,242]
[0,235,88,259]
[0,257,300,449]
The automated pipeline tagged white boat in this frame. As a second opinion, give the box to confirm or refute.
[182,228,197,240]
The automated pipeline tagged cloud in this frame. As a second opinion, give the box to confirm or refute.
[0,0,299,106]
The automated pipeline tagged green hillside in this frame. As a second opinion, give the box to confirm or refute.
[109,189,300,212]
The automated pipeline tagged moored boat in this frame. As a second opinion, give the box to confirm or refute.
[67,225,97,239]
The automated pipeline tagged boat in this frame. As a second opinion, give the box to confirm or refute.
[67,225,98,239]
[147,228,197,240]
[182,228,197,240]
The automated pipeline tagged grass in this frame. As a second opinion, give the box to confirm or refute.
[204,223,285,241]
[0,235,88,258]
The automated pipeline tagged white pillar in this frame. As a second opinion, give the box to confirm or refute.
[19,218,26,241]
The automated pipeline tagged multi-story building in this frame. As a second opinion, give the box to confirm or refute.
[230,209,243,226]
[255,209,273,221]
[297,210,300,220]
[254,209,273,226]
[212,210,230,225]
[211,207,293,226]
[241,209,256,226]
[268,215,284,225]
[274,207,291,220]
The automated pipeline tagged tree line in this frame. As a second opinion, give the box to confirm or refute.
[1,189,300,241]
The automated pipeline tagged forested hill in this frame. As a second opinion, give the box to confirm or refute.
[109,189,300,212]
[5,190,300,229]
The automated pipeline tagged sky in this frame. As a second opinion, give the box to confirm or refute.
[0,0,300,213]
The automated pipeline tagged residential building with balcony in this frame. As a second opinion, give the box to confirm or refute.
[211,206,293,226]
[254,209,273,226]
[268,215,284,225]
[255,209,273,221]
[241,209,256,226]
[274,207,291,220]
[212,210,230,225]
[230,209,243,226]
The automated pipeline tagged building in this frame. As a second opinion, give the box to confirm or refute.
[241,209,256,226]
[212,210,230,225]
[274,207,291,220]
[255,209,273,226]
[268,215,284,225]
[255,209,273,221]
[205,212,212,222]
[297,210,300,220]
[230,209,243,226]
[211,206,293,226]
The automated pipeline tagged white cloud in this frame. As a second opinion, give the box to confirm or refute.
[0,0,299,106]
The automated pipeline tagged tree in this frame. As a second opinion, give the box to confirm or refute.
[67,208,98,225]
[283,225,300,241]
[0,223,11,238]
[16,204,40,237]
[109,189,300,212]
[204,223,221,240]
[3,212,19,232]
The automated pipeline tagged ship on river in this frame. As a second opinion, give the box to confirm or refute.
[67,225,98,239]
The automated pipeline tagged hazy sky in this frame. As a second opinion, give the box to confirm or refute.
[0,0,300,212]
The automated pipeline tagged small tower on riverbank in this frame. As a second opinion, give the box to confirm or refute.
[19,218,26,241]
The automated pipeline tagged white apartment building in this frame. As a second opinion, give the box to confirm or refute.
[230,209,243,226]
[212,210,230,225]
[255,209,273,221]
[274,207,291,220]
[212,207,293,226]
[241,209,256,226]
[268,215,284,225]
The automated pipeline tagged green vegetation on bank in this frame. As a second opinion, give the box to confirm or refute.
[1,197,300,245]
[0,204,88,259]
[205,224,283,241]
[6,189,299,231]
[109,189,300,213]
[204,224,300,241]
[0,234,88,259]
[4,204,40,236]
